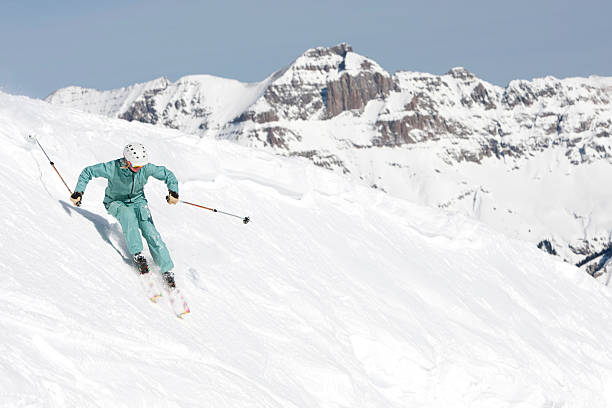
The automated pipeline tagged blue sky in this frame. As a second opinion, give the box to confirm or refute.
[1,0,610,98]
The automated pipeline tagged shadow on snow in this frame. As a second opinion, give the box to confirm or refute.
[59,200,131,266]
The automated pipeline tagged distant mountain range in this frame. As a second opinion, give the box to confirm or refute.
[46,43,612,271]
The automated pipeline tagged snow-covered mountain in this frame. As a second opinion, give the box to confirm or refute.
[46,44,612,266]
[45,74,272,135]
[4,90,612,407]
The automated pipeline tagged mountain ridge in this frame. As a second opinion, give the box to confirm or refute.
[45,43,612,266]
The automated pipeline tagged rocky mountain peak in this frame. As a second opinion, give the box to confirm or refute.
[303,42,353,59]
[446,67,476,81]
[230,44,397,130]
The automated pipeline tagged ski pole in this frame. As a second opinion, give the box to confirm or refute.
[179,200,250,224]
[32,135,74,195]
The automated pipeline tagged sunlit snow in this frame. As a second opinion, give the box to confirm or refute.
[2,92,612,407]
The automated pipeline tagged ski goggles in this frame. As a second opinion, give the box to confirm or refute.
[125,159,144,170]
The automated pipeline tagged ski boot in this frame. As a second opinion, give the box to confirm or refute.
[162,271,176,289]
[133,253,150,275]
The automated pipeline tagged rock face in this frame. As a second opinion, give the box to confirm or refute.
[46,44,612,267]
[327,71,398,117]
[119,85,166,126]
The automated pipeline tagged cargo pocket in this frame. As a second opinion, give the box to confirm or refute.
[138,205,152,222]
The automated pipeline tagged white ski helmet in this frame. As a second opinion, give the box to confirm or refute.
[123,143,148,167]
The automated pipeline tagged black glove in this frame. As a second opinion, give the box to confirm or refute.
[166,190,179,205]
[70,191,83,207]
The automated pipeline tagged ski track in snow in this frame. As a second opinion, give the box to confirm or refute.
[1,92,612,407]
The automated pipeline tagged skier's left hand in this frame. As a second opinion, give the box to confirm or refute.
[166,190,179,205]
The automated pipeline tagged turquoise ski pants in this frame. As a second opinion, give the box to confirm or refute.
[107,201,174,273]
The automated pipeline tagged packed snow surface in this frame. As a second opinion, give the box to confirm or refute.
[1,92,612,407]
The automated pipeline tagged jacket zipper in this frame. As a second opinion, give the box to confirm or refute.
[129,173,135,202]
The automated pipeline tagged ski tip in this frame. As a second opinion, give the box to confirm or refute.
[176,308,191,319]
[150,294,163,303]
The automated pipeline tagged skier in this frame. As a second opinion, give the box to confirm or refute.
[70,143,180,289]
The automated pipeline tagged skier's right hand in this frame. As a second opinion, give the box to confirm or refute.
[70,191,83,207]
[166,190,179,205]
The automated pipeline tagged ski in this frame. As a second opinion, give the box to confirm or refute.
[141,273,191,319]
[166,287,191,319]
[140,272,163,303]
[136,257,189,318]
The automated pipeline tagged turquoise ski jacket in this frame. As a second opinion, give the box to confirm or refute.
[75,158,179,207]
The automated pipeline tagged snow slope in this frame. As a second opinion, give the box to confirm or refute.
[2,91,612,407]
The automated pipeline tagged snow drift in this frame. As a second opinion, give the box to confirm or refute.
[1,91,612,407]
